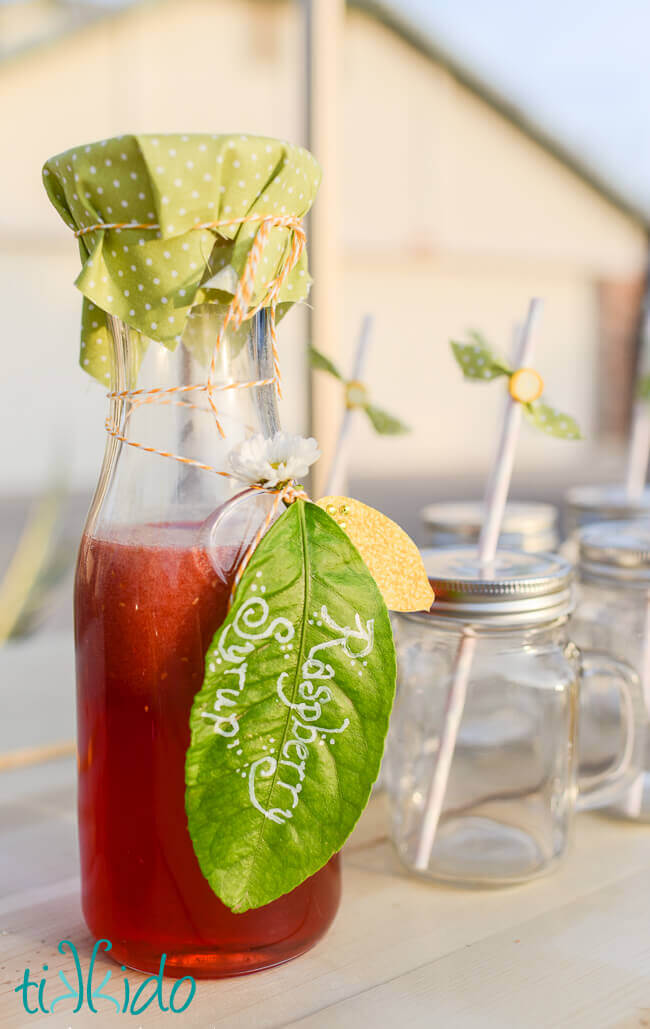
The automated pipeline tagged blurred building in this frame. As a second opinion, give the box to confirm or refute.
[1,0,648,520]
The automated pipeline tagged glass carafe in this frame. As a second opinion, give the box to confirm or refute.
[74,307,341,978]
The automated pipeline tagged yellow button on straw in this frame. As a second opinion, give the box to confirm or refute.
[345,379,369,409]
[509,367,544,404]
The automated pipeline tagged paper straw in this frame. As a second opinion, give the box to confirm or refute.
[478,300,543,565]
[625,405,650,502]
[324,315,373,496]
[414,298,543,871]
[625,311,650,502]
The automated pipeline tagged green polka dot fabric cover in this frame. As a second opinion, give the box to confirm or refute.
[42,134,321,383]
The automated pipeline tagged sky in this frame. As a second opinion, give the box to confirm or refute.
[396,0,650,218]
[2,0,649,215]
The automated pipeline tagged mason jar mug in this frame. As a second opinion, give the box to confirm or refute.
[389,548,646,886]
[572,520,650,821]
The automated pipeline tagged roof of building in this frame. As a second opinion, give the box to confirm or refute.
[358,0,650,226]
[2,0,648,226]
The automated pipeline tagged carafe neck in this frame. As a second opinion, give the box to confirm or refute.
[86,306,280,535]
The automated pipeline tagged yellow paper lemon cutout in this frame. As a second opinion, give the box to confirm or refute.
[316,496,435,613]
[509,367,544,404]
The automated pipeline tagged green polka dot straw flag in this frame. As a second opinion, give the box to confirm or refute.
[450,333,582,440]
[42,134,321,382]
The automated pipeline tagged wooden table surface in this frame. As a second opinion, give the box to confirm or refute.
[2,634,650,1028]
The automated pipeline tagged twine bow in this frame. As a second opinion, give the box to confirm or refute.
[308,345,409,435]
[451,332,582,440]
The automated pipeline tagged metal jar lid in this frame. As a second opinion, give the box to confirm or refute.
[421,500,558,535]
[420,501,558,553]
[565,484,650,533]
[404,546,574,626]
[579,519,650,587]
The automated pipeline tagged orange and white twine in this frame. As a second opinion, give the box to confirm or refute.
[227,481,308,609]
[73,212,310,597]
[74,212,306,466]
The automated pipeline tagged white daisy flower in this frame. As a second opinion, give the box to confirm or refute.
[228,431,320,488]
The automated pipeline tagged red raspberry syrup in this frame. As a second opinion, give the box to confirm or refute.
[74,523,341,978]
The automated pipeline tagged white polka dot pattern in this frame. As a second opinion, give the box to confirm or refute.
[43,133,321,382]
[450,336,582,440]
[450,337,511,381]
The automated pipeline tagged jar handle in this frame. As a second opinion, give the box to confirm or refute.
[576,650,646,811]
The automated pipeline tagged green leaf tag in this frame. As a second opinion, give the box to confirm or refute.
[185,499,396,913]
